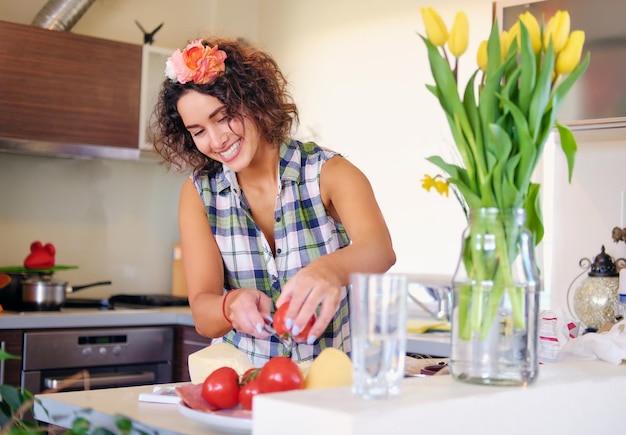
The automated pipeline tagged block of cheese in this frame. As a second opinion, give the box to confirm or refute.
[188,343,255,384]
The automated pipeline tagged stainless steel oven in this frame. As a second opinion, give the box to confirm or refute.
[21,326,174,394]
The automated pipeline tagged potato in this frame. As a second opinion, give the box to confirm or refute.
[304,348,352,389]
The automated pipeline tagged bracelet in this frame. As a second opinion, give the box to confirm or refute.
[221,291,233,325]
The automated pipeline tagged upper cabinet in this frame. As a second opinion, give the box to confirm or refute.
[139,45,172,152]
[0,20,143,158]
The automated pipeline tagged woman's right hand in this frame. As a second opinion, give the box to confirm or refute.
[224,288,273,339]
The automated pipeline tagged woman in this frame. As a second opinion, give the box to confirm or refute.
[153,38,395,366]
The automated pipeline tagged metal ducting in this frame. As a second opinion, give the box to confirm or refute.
[31,0,96,31]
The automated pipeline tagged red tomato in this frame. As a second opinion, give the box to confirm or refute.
[201,367,240,409]
[257,356,304,393]
[239,378,263,411]
[273,301,315,341]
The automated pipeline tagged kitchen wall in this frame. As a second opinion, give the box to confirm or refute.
[259,0,626,313]
[1,0,625,313]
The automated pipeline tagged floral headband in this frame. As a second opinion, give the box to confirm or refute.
[165,40,227,85]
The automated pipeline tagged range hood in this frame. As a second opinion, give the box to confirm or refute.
[0,138,152,161]
[0,16,158,162]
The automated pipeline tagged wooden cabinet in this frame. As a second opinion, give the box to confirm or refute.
[0,20,142,150]
[0,329,23,387]
[173,325,212,382]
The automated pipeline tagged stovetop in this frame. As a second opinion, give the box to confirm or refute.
[64,294,190,310]
[6,294,189,313]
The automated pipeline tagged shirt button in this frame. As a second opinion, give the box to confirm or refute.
[275,216,281,222]
[276,248,282,254]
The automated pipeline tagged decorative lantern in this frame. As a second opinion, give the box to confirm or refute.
[570,246,624,331]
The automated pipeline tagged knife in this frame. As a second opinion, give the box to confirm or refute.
[263,320,294,357]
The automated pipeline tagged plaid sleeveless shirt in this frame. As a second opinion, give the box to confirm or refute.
[193,140,351,367]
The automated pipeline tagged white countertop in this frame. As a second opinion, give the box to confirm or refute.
[257,359,625,434]
[34,359,624,435]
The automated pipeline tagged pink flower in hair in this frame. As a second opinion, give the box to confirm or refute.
[165,40,227,85]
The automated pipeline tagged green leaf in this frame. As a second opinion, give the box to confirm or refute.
[497,94,537,193]
[0,350,21,361]
[517,23,537,117]
[421,36,465,119]
[527,43,555,140]
[524,182,544,245]
[443,112,478,191]
[71,416,92,435]
[556,122,578,182]
[427,156,481,209]
[462,72,482,150]
[487,123,514,208]
[115,416,134,434]
[0,385,28,412]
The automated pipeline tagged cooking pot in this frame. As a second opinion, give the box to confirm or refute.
[21,277,112,311]
[0,271,49,310]
[0,266,79,310]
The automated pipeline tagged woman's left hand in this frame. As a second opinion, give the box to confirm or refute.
[275,257,342,344]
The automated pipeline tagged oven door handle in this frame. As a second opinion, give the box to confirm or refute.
[44,371,156,390]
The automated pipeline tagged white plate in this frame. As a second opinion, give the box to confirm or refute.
[177,403,252,434]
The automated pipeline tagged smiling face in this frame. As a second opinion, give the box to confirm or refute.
[176,90,265,172]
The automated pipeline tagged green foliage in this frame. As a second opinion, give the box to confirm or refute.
[0,352,139,435]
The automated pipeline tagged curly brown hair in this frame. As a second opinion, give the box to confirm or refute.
[151,38,299,174]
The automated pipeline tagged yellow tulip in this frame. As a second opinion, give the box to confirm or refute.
[448,12,469,57]
[509,21,521,51]
[544,10,570,53]
[476,40,488,71]
[421,7,448,47]
[519,11,541,53]
[556,30,585,75]
[499,29,512,61]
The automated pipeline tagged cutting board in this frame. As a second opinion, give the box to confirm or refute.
[171,243,187,297]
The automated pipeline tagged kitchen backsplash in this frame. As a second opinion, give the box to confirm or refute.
[0,152,186,298]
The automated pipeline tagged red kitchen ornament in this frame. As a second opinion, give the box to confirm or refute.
[24,241,56,269]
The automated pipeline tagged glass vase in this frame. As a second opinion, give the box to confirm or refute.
[450,208,541,386]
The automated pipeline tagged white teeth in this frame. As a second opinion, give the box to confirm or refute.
[220,140,240,159]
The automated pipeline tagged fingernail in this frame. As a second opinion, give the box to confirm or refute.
[285,318,293,329]
[292,325,301,336]
[256,323,263,334]
[264,315,273,323]
[306,334,317,345]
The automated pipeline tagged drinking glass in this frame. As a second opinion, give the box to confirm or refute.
[349,273,408,399]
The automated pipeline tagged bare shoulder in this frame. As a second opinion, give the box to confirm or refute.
[321,153,371,187]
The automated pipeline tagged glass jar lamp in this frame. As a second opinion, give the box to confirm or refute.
[570,246,624,331]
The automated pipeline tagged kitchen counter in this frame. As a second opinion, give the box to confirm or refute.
[0,306,450,357]
[34,359,624,435]
[0,307,195,329]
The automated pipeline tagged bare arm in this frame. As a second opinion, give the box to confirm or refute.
[276,155,396,342]
[179,178,272,339]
